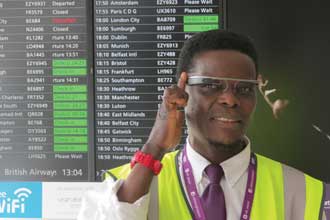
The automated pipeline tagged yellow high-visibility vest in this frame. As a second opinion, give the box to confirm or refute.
[109,150,326,220]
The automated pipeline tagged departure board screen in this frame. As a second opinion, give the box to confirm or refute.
[0,0,93,181]
[0,0,226,181]
[94,0,226,180]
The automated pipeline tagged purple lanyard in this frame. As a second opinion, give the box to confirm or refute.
[181,146,257,220]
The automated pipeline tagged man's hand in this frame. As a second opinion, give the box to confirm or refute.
[143,72,189,158]
[117,72,188,203]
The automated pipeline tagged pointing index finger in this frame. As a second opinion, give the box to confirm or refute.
[177,72,187,90]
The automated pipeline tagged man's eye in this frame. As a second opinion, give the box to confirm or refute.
[236,86,255,95]
[200,84,224,90]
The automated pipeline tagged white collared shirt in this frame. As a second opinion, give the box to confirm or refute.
[77,138,251,220]
[185,138,251,220]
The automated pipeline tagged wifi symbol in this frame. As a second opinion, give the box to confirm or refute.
[14,188,32,202]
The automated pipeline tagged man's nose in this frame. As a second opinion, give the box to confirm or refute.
[217,86,240,108]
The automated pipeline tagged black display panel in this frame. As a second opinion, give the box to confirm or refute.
[0,0,226,181]
[94,0,226,180]
[0,0,93,181]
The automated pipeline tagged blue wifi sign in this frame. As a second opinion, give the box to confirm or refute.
[0,182,42,218]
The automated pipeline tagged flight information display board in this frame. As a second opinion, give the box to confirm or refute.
[0,0,93,181]
[94,0,226,180]
[0,0,225,181]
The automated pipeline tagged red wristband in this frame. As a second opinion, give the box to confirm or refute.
[130,150,163,175]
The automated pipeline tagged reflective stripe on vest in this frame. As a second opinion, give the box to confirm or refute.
[108,151,324,220]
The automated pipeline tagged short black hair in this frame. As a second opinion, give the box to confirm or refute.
[176,29,258,80]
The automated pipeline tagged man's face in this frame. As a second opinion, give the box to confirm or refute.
[185,50,257,147]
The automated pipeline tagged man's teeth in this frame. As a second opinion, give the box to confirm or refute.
[215,117,237,122]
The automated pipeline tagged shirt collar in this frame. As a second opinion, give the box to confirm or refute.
[186,137,251,187]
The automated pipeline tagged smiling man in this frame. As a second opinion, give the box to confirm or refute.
[184,49,257,164]
[78,30,329,220]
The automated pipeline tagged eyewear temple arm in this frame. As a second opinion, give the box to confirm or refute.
[187,76,259,85]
